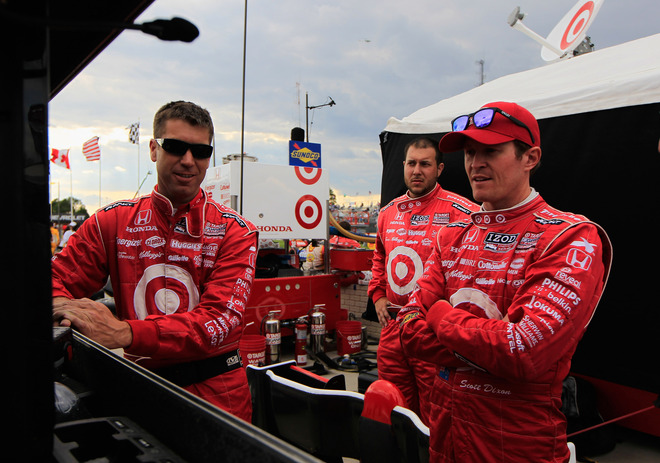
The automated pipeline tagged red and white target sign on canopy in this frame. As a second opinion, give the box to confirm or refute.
[542,0,604,61]
[295,166,323,185]
[203,162,329,239]
[295,194,324,230]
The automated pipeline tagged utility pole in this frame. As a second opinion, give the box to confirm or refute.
[477,59,485,86]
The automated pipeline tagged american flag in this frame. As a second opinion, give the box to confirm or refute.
[82,136,101,161]
[50,148,70,169]
[129,122,140,144]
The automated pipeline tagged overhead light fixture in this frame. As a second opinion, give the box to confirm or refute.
[0,7,199,43]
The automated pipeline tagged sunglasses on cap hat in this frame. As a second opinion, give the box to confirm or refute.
[155,138,214,159]
[451,107,536,145]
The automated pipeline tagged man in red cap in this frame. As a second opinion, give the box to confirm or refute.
[398,102,612,462]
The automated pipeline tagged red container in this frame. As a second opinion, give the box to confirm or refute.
[329,249,373,271]
[239,334,266,367]
[336,320,362,356]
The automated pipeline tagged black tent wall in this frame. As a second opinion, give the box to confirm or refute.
[378,102,660,394]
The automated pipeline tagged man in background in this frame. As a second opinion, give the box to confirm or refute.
[368,137,477,424]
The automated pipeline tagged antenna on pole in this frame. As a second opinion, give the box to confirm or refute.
[305,94,336,142]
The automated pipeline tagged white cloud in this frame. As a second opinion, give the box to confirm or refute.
[49,0,660,212]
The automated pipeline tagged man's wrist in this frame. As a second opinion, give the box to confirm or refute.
[116,321,134,348]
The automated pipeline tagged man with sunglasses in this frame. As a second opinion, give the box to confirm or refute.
[52,101,258,422]
[368,137,477,425]
[398,102,612,462]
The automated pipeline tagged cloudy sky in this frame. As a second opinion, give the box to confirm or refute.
[48,0,658,212]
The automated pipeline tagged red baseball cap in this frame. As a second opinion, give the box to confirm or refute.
[439,101,540,152]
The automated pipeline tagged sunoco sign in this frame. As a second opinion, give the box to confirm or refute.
[289,141,321,168]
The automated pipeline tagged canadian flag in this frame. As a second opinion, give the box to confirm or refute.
[50,148,70,169]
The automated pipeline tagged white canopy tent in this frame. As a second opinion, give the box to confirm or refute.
[384,33,660,134]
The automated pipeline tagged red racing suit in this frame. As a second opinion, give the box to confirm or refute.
[368,183,477,424]
[399,192,612,462]
[52,187,259,422]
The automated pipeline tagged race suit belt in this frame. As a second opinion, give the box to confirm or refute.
[154,349,242,387]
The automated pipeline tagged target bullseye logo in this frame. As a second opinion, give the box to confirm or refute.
[294,166,322,185]
[134,264,199,319]
[295,195,323,229]
[539,0,603,62]
[561,1,594,50]
[387,246,424,295]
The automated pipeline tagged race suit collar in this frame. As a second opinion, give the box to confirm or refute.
[398,183,442,212]
[151,187,207,238]
[471,188,542,227]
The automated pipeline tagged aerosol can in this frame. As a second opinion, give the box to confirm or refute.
[309,304,326,355]
[294,319,308,366]
[262,311,281,364]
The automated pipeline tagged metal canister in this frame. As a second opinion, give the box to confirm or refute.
[263,312,281,364]
[309,305,326,354]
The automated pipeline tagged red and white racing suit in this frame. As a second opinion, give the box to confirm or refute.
[399,192,612,462]
[368,183,477,424]
[52,187,259,422]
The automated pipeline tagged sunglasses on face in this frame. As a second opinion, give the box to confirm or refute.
[155,138,214,159]
[451,107,535,145]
